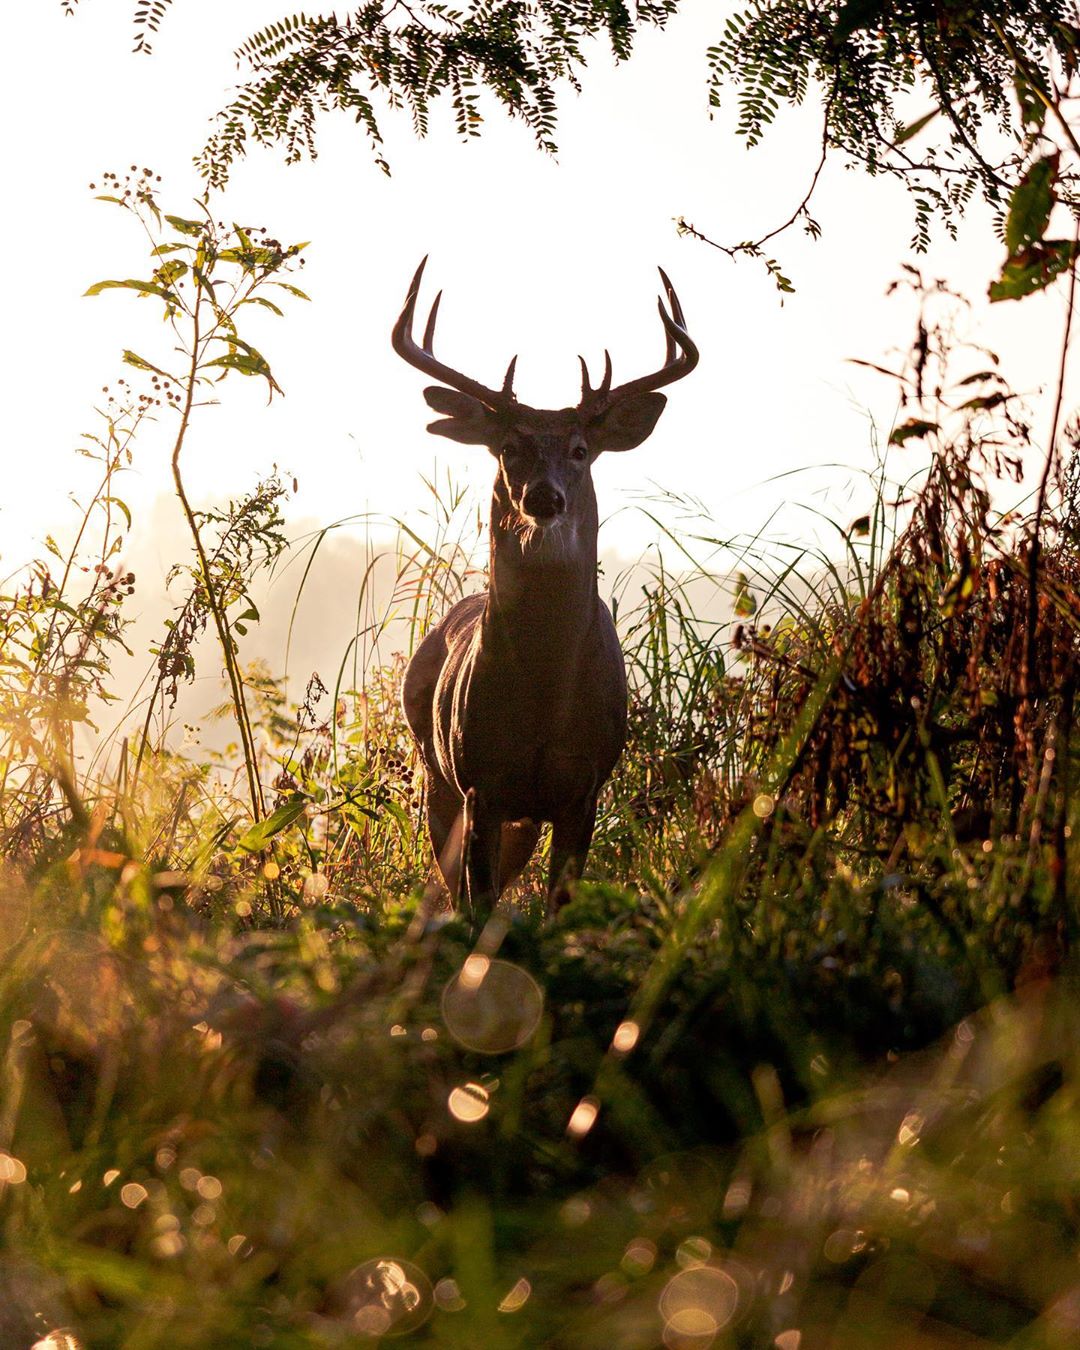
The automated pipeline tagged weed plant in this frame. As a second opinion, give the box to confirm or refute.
[2,205,1080,1346]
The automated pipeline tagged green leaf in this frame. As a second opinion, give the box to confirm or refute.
[233,603,260,636]
[234,795,308,852]
[122,350,175,379]
[154,259,188,286]
[204,344,283,397]
[103,495,132,529]
[990,239,1078,302]
[165,214,206,237]
[240,295,285,316]
[205,352,277,381]
[957,370,1001,386]
[958,392,1007,412]
[190,265,217,296]
[84,279,173,300]
[733,572,757,618]
[1014,70,1048,132]
[834,0,884,41]
[1004,153,1058,256]
[895,107,940,144]
[269,282,311,301]
[889,418,938,446]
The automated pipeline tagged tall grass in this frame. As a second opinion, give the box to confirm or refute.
[2,255,1080,1346]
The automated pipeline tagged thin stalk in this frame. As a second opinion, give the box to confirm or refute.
[142,281,264,822]
[1024,216,1080,710]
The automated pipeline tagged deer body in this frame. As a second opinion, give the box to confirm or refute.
[394,262,696,916]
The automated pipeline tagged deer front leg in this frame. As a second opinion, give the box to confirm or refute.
[425,770,466,901]
[547,799,598,915]
[463,792,504,921]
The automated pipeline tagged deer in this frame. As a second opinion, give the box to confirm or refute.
[393,259,698,919]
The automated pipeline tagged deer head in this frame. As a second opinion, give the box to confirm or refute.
[392,259,698,543]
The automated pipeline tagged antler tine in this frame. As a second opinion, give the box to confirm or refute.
[391,257,514,412]
[579,350,613,404]
[422,290,443,354]
[502,355,518,398]
[658,266,687,329]
[658,296,677,367]
[585,268,698,412]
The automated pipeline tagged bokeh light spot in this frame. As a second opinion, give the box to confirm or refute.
[120,1183,148,1208]
[659,1266,740,1341]
[675,1237,713,1269]
[612,1019,640,1053]
[561,1195,591,1227]
[498,1277,531,1312]
[567,1095,599,1138]
[303,872,329,900]
[337,1258,433,1338]
[441,958,543,1053]
[0,1153,27,1184]
[823,1229,865,1263]
[433,1277,466,1311]
[897,1112,923,1146]
[448,1082,490,1123]
[622,1237,657,1276]
[460,953,490,989]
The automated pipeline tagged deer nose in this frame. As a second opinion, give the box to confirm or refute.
[523,483,566,520]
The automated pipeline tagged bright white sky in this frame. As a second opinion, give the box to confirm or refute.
[2,3,1076,647]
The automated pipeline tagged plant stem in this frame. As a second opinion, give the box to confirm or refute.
[165,284,265,823]
[1024,216,1080,713]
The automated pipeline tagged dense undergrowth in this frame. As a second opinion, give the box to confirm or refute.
[3,201,1080,1345]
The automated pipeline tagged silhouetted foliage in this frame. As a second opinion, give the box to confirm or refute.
[61,1,1080,291]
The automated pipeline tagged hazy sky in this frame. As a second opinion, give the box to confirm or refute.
[3,3,1076,651]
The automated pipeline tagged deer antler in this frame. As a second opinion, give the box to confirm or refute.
[392,257,518,412]
[579,268,698,414]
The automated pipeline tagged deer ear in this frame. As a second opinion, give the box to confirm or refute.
[589,392,667,453]
[423,386,499,445]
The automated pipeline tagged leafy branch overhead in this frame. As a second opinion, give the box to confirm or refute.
[63,1,1080,297]
[707,0,1080,293]
[63,0,679,184]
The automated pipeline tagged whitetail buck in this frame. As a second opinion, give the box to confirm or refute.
[394,259,697,917]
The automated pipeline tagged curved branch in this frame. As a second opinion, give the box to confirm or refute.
[914,16,1010,192]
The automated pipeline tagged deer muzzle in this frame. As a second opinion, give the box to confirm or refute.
[522,482,566,523]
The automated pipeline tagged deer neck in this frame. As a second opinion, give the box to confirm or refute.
[485,479,600,650]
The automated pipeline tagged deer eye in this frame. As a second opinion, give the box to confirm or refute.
[569,442,588,462]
